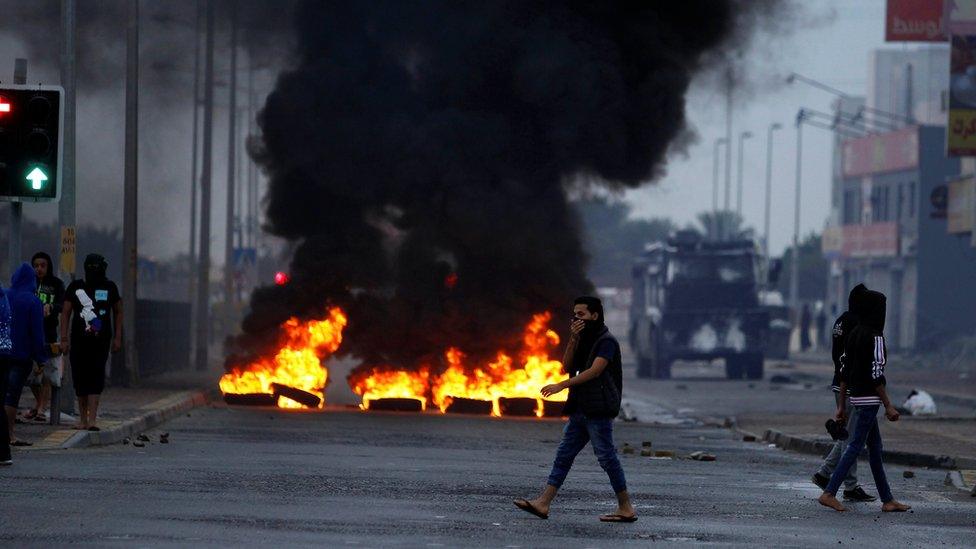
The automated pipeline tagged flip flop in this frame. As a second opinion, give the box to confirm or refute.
[513,498,548,520]
[10,440,33,447]
[599,514,638,523]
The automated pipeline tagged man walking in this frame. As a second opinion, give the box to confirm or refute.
[24,252,65,423]
[61,254,122,431]
[513,296,636,523]
[818,289,910,513]
[4,263,49,447]
[811,284,875,502]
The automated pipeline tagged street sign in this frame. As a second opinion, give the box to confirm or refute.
[60,225,76,275]
[0,84,64,202]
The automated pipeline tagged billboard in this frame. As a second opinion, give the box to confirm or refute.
[842,127,919,178]
[886,0,946,41]
[947,177,976,232]
[947,0,976,155]
[841,223,900,258]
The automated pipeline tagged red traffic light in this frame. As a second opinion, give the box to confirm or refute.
[0,98,10,113]
[274,271,290,286]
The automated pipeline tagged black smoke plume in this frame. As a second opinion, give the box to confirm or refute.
[233,0,782,375]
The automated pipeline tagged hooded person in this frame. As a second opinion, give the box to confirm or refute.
[514,296,635,523]
[819,289,911,513]
[0,283,12,463]
[812,283,875,501]
[61,253,123,431]
[23,251,66,422]
[4,263,49,446]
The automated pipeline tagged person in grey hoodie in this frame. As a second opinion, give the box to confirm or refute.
[4,263,48,447]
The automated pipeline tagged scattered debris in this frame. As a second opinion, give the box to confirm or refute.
[903,470,915,479]
[689,451,716,461]
[132,441,145,448]
[640,448,653,457]
[137,434,150,442]
[622,443,636,455]
[902,390,937,416]
[121,437,131,445]
[654,450,675,458]
[619,402,638,422]
[742,435,756,442]
[159,433,170,444]
[642,441,652,448]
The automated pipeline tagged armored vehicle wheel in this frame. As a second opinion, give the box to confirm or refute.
[744,354,764,380]
[725,356,745,379]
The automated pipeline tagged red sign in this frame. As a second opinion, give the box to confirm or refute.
[841,223,900,258]
[842,127,919,178]
[886,0,946,41]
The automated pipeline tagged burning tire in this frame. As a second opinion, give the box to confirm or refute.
[541,399,565,417]
[498,397,537,417]
[223,393,279,407]
[444,397,493,415]
[271,383,323,408]
[367,398,424,412]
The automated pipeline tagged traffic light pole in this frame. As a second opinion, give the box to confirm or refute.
[6,59,27,276]
[122,0,139,385]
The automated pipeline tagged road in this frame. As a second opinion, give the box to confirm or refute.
[2,372,974,547]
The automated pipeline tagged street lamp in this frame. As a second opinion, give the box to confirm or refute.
[736,130,753,217]
[789,109,806,314]
[763,122,782,266]
[712,137,727,240]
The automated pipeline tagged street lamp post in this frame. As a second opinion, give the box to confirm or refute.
[763,123,782,266]
[790,110,805,315]
[712,137,727,240]
[736,130,753,218]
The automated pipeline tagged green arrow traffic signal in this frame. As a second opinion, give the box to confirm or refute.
[26,166,48,190]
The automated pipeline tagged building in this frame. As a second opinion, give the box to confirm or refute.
[867,45,949,126]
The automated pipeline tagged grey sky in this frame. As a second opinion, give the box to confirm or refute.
[626,0,919,256]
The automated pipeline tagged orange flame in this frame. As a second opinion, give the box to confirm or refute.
[353,312,567,417]
[219,308,347,408]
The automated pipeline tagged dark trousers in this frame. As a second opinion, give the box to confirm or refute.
[825,404,893,503]
[547,413,627,494]
[0,357,10,461]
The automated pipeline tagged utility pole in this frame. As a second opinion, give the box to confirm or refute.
[195,0,215,372]
[736,131,752,218]
[7,59,27,276]
[790,111,804,317]
[55,0,77,422]
[722,65,734,241]
[122,0,139,385]
[712,138,726,240]
[224,2,238,319]
[763,123,782,272]
[188,0,201,360]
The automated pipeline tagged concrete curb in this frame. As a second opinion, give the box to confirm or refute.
[61,389,215,449]
[759,428,976,471]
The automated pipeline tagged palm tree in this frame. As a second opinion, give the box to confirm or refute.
[694,211,755,242]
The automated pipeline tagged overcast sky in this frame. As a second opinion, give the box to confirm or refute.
[625,0,926,256]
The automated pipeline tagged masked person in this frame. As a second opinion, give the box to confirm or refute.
[4,263,48,447]
[818,290,910,513]
[24,252,65,423]
[513,296,636,523]
[811,284,875,502]
[61,254,122,431]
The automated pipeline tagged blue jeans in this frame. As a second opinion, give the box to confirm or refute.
[547,413,627,494]
[825,405,893,503]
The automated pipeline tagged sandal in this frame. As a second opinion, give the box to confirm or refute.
[32,414,47,423]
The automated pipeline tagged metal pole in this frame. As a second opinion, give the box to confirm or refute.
[195,0,215,372]
[224,3,238,319]
[247,63,255,250]
[712,138,725,240]
[736,131,752,218]
[7,59,27,277]
[723,66,733,241]
[54,0,77,423]
[763,123,781,267]
[790,116,803,315]
[122,0,139,385]
[189,0,201,309]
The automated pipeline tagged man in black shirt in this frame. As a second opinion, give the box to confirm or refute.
[514,296,635,523]
[25,252,65,422]
[60,254,122,431]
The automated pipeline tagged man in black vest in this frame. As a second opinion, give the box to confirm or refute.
[514,296,636,522]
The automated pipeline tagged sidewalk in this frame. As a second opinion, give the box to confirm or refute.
[9,369,219,452]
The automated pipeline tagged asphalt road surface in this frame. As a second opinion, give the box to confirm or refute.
[2,389,973,547]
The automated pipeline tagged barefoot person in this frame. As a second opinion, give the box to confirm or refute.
[514,296,636,523]
[811,284,876,503]
[60,254,122,431]
[818,289,910,513]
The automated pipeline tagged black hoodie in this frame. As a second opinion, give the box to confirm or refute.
[830,284,869,392]
[840,290,888,407]
[31,252,65,343]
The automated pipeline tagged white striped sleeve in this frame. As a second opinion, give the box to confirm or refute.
[871,336,886,380]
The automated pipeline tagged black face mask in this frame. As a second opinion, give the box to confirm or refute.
[83,254,107,284]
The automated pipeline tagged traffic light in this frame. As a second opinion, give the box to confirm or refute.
[0,85,64,202]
